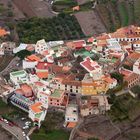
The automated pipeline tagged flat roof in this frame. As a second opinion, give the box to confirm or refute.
[11,70,26,77]
[50,89,64,98]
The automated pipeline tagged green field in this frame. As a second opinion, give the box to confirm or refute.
[30,129,69,140]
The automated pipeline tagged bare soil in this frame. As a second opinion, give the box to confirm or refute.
[74,10,107,36]
[73,115,140,140]
[13,0,55,18]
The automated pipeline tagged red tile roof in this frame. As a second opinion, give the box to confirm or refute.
[27,54,41,62]
[0,28,8,37]
[73,40,86,49]
[80,57,100,72]
[36,62,50,69]
[30,102,42,113]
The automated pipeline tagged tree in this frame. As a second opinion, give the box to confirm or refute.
[15,50,31,60]
[110,72,123,84]
[131,85,140,99]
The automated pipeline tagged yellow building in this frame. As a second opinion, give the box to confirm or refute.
[81,80,108,95]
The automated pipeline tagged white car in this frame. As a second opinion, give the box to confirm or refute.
[25,121,31,125]
[21,117,26,121]
[4,119,8,124]
[22,131,26,137]
[23,126,29,130]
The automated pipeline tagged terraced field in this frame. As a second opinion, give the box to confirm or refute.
[95,0,135,32]
[134,0,140,25]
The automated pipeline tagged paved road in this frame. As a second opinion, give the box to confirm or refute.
[69,117,83,140]
[0,121,26,140]
[115,89,130,96]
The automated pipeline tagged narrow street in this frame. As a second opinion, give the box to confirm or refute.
[0,121,26,140]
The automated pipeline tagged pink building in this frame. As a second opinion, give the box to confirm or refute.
[49,89,68,108]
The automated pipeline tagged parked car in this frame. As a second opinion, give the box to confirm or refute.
[23,126,29,130]
[4,119,8,124]
[22,131,26,137]
[21,117,26,121]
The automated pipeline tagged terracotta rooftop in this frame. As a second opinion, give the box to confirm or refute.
[30,102,43,113]
[27,54,41,62]
[80,57,100,72]
[0,28,8,37]
[36,71,48,79]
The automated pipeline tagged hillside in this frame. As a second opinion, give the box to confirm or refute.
[95,0,137,32]
[52,0,140,33]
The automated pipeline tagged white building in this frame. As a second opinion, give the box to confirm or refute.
[13,43,27,54]
[107,38,122,51]
[36,86,51,109]
[47,40,64,48]
[10,70,29,85]
[0,44,4,55]
[133,58,140,75]
[65,104,78,124]
[23,60,38,69]
[103,76,117,89]
[29,102,47,127]
[132,40,140,51]
[35,39,49,54]
[80,57,102,80]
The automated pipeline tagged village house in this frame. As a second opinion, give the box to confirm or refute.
[35,62,51,79]
[119,68,140,88]
[10,70,29,86]
[0,27,10,37]
[22,54,41,69]
[0,44,4,55]
[133,58,140,75]
[103,75,117,89]
[65,104,78,128]
[0,42,16,54]
[81,78,108,95]
[49,89,68,108]
[35,39,49,54]
[80,95,110,116]
[132,40,140,51]
[80,57,102,80]
[52,73,82,94]
[29,102,47,127]
[124,52,140,68]
[66,40,86,50]
[110,25,140,42]
[34,82,51,109]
